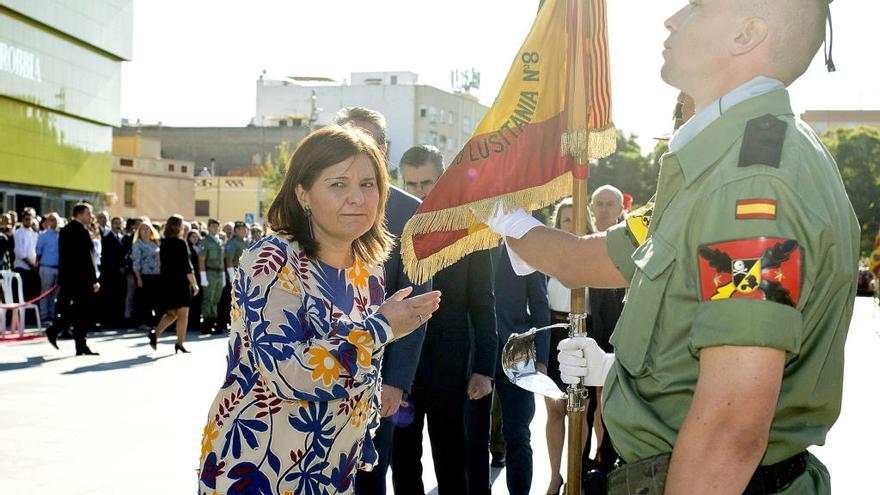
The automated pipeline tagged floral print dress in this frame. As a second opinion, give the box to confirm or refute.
[198,235,393,495]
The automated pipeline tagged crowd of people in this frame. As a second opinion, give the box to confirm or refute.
[0,204,265,354]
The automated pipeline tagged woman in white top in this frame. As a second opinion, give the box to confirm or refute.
[543,197,594,495]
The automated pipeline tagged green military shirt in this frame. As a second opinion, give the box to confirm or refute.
[198,234,224,271]
[225,236,248,269]
[602,89,859,466]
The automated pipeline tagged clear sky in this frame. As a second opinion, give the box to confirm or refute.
[121,0,880,153]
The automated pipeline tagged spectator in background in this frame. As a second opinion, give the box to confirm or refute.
[0,213,14,271]
[583,184,626,476]
[186,229,203,332]
[13,208,41,304]
[122,217,141,325]
[95,210,110,237]
[100,216,127,328]
[88,222,102,281]
[148,214,198,354]
[221,221,233,241]
[7,210,17,226]
[249,223,263,245]
[132,218,161,330]
[35,212,62,325]
[392,145,494,495]
[46,203,100,355]
[543,198,594,495]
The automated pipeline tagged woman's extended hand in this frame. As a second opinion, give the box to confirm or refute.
[378,287,441,340]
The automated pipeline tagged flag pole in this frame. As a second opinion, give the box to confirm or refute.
[566,175,589,495]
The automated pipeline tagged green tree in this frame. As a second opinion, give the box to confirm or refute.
[820,126,880,255]
[260,141,292,216]
[589,131,659,207]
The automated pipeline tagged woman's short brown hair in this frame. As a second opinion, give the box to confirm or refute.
[163,214,184,239]
[266,125,393,265]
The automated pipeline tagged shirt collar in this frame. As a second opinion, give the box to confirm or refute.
[668,79,794,187]
[669,77,784,153]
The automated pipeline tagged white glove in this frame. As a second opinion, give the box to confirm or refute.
[557,336,615,387]
[226,267,235,285]
[486,206,543,239]
[221,272,227,287]
[486,206,543,276]
[200,271,209,287]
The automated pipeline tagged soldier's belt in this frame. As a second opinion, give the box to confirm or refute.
[606,451,807,495]
[205,267,223,272]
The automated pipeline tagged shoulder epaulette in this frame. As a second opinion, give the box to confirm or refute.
[738,114,787,168]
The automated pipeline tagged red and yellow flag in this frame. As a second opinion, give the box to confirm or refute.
[401,0,616,284]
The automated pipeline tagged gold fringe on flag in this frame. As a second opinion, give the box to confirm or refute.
[400,172,574,285]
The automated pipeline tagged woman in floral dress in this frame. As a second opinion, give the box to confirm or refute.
[198,125,441,495]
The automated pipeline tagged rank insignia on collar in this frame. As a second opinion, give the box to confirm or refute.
[626,202,654,246]
[697,237,800,307]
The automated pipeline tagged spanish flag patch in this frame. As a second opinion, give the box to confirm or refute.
[735,199,777,220]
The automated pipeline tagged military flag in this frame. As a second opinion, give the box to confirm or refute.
[400,0,616,283]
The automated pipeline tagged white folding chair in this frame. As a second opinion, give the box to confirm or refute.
[0,270,41,337]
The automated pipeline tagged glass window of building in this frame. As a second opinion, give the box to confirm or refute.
[195,200,210,217]
[123,181,136,207]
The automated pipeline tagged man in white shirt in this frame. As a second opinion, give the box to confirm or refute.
[13,208,41,304]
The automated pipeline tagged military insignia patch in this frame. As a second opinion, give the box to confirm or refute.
[735,199,777,220]
[625,202,654,246]
[697,237,800,306]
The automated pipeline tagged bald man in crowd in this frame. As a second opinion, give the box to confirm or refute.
[483,1,856,494]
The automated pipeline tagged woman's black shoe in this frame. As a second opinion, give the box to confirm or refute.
[75,348,99,356]
[175,343,190,354]
[148,330,157,350]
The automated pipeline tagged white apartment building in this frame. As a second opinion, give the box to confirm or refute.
[253,71,489,170]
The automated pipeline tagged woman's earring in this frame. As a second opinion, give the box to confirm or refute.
[303,205,314,239]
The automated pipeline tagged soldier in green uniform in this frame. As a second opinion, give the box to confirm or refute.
[215,221,249,333]
[198,219,224,334]
[224,221,249,284]
[484,1,855,493]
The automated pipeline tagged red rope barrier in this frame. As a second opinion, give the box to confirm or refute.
[0,284,59,310]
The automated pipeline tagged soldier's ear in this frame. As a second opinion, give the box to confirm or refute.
[731,17,768,56]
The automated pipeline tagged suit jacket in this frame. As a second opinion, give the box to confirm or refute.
[494,246,551,365]
[380,186,432,393]
[58,220,97,291]
[100,231,126,279]
[415,249,498,392]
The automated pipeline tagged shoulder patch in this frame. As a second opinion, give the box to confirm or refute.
[625,202,654,246]
[697,237,800,307]
[738,114,787,168]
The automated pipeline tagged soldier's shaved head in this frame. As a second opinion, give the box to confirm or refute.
[736,0,828,85]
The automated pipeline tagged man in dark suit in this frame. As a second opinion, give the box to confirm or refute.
[46,203,100,355]
[390,145,498,494]
[100,216,127,328]
[489,245,550,495]
[339,109,433,495]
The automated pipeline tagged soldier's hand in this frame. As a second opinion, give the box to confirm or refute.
[557,336,615,387]
[378,287,441,340]
[200,271,209,287]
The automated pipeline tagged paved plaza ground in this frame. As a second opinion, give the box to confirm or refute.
[1,297,878,494]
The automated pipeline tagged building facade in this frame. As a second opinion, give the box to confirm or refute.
[0,0,132,217]
[113,124,309,177]
[253,71,489,170]
[801,110,880,134]
[194,175,263,225]
[111,135,195,221]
